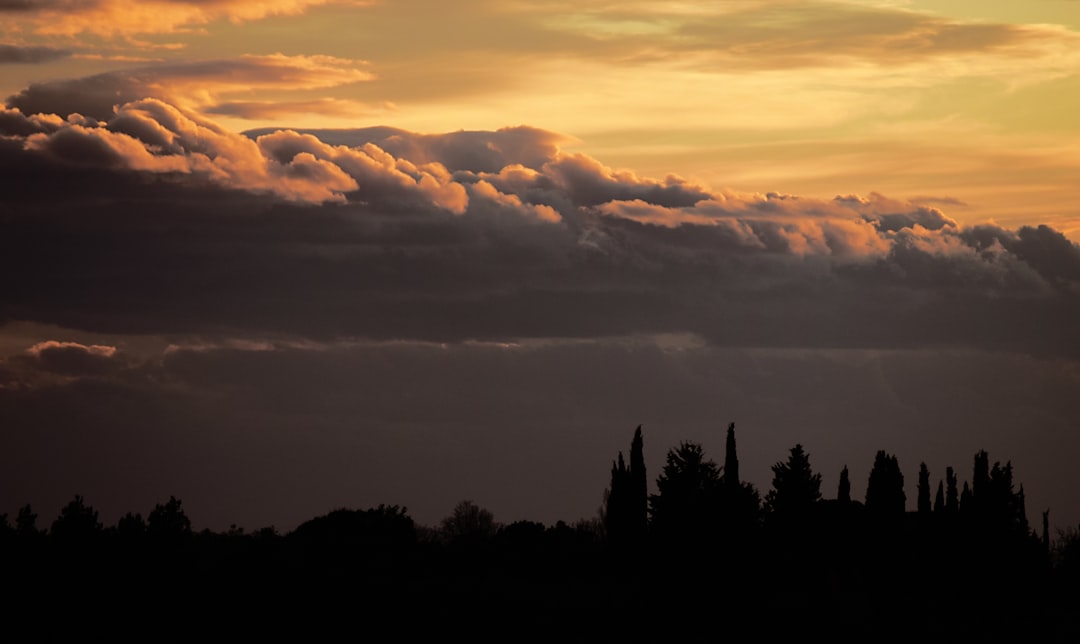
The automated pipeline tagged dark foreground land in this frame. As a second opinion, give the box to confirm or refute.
[3,506,1079,642]
[5,429,1079,640]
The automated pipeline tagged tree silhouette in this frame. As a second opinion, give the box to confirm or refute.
[917,462,931,514]
[724,422,739,491]
[764,444,821,518]
[50,494,102,542]
[718,423,762,537]
[116,512,147,540]
[972,450,990,514]
[15,504,41,538]
[865,451,905,515]
[603,425,647,548]
[945,466,959,513]
[985,460,1029,534]
[837,466,851,504]
[148,496,193,541]
[934,481,945,513]
[649,441,722,543]
[960,481,972,512]
[441,500,497,544]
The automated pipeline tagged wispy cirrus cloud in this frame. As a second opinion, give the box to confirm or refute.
[0,43,70,63]
[0,0,372,37]
[6,53,374,119]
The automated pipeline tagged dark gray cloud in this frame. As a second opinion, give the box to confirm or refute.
[1,340,1077,535]
[0,43,71,64]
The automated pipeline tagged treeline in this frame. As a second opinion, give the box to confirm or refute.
[3,424,1079,638]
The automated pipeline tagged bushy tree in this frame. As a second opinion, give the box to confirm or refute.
[116,512,147,540]
[764,444,821,517]
[148,496,192,541]
[441,500,497,543]
[50,495,102,542]
[865,451,905,515]
[16,504,41,538]
[649,441,722,542]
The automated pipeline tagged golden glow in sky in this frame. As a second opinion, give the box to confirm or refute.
[3,0,1079,236]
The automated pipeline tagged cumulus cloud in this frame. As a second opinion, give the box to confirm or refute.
[248,126,572,174]
[1,96,1078,359]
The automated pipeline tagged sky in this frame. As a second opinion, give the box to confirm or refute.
[1,0,1079,535]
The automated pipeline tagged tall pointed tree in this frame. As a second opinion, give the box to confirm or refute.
[724,422,739,492]
[972,450,990,514]
[837,466,851,504]
[629,424,647,539]
[917,463,932,514]
[604,425,648,546]
[934,481,945,513]
[945,466,959,514]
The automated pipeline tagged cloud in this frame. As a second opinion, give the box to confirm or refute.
[5,54,374,120]
[247,126,571,174]
[536,1,1080,77]
[19,100,359,203]
[0,0,371,37]
[1,97,1079,360]
[0,340,125,386]
[205,98,395,120]
[0,43,70,63]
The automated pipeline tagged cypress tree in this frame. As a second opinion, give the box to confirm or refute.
[945,466,959,514]
[604,425,648,547]
[837,466,851,504]
[934,481,945,513]
[973,450,990,513]
[629,425,647,541]
[724,422,739,492]
[917,463,932,514]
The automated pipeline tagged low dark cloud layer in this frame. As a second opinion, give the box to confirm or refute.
[1,339,1077,534]
[0,43,70,64]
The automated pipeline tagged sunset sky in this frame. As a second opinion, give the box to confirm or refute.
[2,1,1079,535]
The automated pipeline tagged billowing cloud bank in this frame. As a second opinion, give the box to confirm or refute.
[2,94,1079,358]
